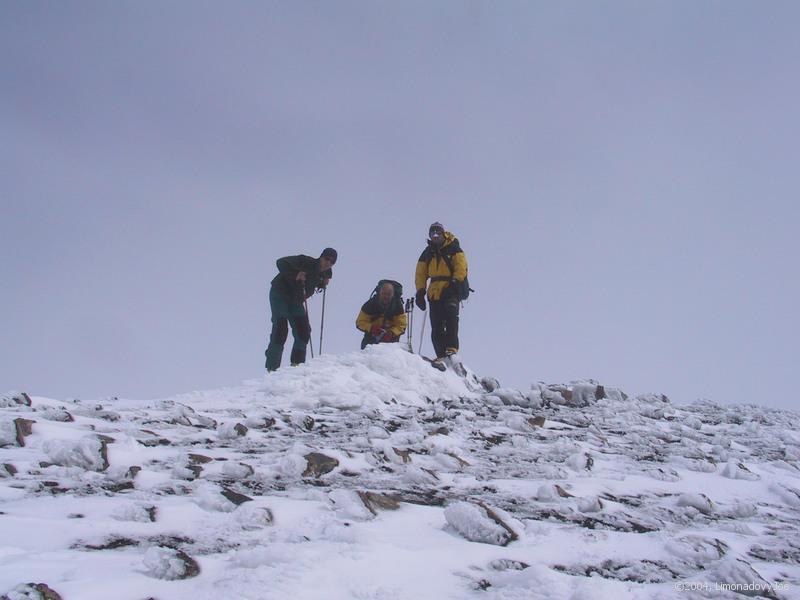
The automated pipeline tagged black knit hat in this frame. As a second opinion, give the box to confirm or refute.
[320,247,338,263]
[429,222,444,238]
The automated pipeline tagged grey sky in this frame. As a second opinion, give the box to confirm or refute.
[2,2,798,409]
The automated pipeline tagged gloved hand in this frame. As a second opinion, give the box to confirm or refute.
[415,289,426,311]
[381,332,399,343]
[370,323,384,337]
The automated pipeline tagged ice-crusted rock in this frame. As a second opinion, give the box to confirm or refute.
[1,583,63,600]
[769,483,800,508]
[489,388,530,407]
[142,547,200,580]
[577,496,603,513]
[193,482,241,512]
[480,376,500,393]
[234,504,274,530]
[328,489,375,521]
[42,436,110,471]
[720,461,760,481]
[444,501,519,546]
[677,493,715,515]
[1,392,32,408]
[221,462,254,479]
[111,503,157,523]
[0,421,17,447]
[217,422,248,439]
[704,558,779,599]
[278,453,307,478]
[666,535,728,565]
[37,408,73,422]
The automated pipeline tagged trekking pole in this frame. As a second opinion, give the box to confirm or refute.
[405,298,414,353]
[319,288,327,354]
[418,306,426,355]
[304,298,315,358]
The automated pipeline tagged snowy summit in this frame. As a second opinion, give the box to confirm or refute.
[1,345,799,599]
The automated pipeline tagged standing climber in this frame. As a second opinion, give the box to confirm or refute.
[414,222,468,363]
[265,247,337,371]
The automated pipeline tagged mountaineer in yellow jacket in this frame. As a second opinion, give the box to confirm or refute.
[414,222,469,361]
[356,280,407,349]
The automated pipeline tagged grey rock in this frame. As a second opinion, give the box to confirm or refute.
[220,488,253,506]
[14,418,35,447]
[303,452,339,477]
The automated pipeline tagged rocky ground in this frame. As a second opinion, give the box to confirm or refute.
[1,346,799,599]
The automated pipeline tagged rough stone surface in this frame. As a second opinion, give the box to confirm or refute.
[303,452,339,477]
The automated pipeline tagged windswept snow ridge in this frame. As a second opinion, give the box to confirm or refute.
[1,345,799,599]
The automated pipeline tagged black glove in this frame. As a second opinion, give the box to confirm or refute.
[415,289,427,311]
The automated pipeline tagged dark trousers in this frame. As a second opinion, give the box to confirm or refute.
[429,297,459,358]
[265,287,311,371]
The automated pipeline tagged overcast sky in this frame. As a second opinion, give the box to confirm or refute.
[2,2,798,410]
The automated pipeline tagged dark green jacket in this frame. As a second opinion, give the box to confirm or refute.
[271,255,332,303]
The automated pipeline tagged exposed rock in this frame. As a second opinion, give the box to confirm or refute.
[188,453,214,465]
[1,464,17,477]
[357,491,401,515]
[14,418,35,447]
[528,416,546,428]
[303,452,339,477]
[220,488,253,506]
[390,447,412,464]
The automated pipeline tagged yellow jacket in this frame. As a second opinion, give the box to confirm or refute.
[415,231,468,301]
[356,298,408,338]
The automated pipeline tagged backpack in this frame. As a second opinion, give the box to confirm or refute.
[371,279,404,313]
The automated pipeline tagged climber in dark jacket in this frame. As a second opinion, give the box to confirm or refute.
[265,247,337,371]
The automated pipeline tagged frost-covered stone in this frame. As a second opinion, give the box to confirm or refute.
[111,503,157,523]
[221,462,254,479]
[577,496,603,513]
[677,493,714,515]
[36,408,72,422]
[666,536,728,564]
[217,422,248,440]
[328,489,375,521]
[193,482,239,512]
[704,558,778,599]
[143,547,200,580]
[1,392,32,408]
[42,436,109,471]
[480,376,500,393]
[720,461,760,481]
[1,583,63,600]
[234,504,274,530]
[278,453,307,478]
[444,501,518,546]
